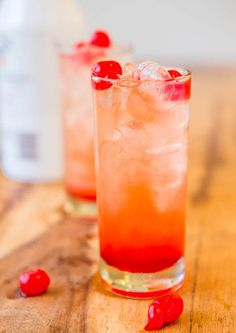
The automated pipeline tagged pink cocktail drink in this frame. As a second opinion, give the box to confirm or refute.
[92,61,191,297]
[60,31,130,215]
[61,50,97,201]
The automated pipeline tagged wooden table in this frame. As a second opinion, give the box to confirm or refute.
[0,68,235,332]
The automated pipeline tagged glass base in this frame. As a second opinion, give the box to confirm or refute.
[100,257,185,299]
[64,195,97,221]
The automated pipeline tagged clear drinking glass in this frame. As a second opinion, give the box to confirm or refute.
[92,63,191,297]
[60,45,131,219]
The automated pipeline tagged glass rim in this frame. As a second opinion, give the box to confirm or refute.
[91,65,191,86]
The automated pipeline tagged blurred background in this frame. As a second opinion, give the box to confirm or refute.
[0,2,235,330]
[79,0,236,66]
[0,0,235,184]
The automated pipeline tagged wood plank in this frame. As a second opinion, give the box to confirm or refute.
[0,68,235,332]
[187,69,236,333]
[0,183,66,258]
[0,219,99,333]
[0,174,30,217]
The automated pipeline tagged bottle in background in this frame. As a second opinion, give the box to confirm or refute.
[0,0,84,182]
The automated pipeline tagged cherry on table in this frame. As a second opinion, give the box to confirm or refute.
[19,268,51,297]
[144,304,165,331]
[144,293,184,331]
[159,293,184,324]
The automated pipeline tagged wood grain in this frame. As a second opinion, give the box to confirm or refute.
[0,68,236,332]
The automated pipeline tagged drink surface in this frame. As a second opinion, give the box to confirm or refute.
[93,62,191,273]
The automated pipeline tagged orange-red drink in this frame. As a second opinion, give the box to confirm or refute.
[92,61,191,297]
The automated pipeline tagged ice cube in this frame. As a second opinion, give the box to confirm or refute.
[123,62,136,77]
[133,61,171,81]
[118,63,138,88]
